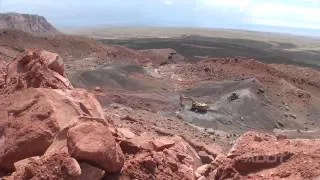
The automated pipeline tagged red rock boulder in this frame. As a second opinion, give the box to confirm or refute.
[213,131,320,179]
[5,153,81,180]
[67,121,124,173]
[38,50,64,76]
[0,88,105,171]
[120,135,202,180]
[3,50,72,93]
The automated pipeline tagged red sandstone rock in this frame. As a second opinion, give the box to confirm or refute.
[117,128,136,139]
[213,131,320,179]
[38,50,64,76]
[0,59,6,88]
[5,153,81,180]
[44,129,69,157]
[3,50,72,93]
[0,87,105,171]
[13,156,41,172]
[198,176,208,180]
[119,135,203,180]
[170,136,202,170]
[119,134,154,154]
[152,137,175,151]
[73,163,105,180]
[67,121,124,173]
[122,151,194,180]
[194,164,211,179]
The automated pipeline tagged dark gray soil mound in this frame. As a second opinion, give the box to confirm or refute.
[176,79,301,134]
[70,64,167,91]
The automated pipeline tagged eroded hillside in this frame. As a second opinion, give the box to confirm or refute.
[0,22,320,179]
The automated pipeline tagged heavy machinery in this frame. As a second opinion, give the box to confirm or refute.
[180,95,209,113]
[228,92,240,101]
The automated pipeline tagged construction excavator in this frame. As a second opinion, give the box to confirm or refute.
[180,95,209,113]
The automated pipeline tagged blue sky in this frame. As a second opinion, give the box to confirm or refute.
[0,0,319,36]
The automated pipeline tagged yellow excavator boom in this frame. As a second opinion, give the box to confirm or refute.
[180,95,208,113]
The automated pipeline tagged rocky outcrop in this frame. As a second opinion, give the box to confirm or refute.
[0,50,123,179]
[6,153,81,179]
[211,131,320,179]
[0,13,59,35]
[7,155,106,180]
[3,50,72,93]
[113,129,203,180]
[0,87,108,171]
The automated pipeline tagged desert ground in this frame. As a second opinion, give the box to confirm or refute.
[92,28,320,68]
[1,14,320,179]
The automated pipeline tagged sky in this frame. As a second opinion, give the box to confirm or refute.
[0,0,319,36]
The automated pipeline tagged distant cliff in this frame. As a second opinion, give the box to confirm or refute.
[0,13,59,35]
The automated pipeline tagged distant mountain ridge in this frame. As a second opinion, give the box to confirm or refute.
[0,12,59,35]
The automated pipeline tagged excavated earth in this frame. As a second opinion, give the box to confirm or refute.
[0,29,319,179]
[71,57,320,139]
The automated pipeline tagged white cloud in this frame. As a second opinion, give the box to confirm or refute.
[163,0,173,6]
[246,2,320,29]
[197,0,320,29]
[250,18,320,29]
[199,0,252,12]
[299,0,320,5]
